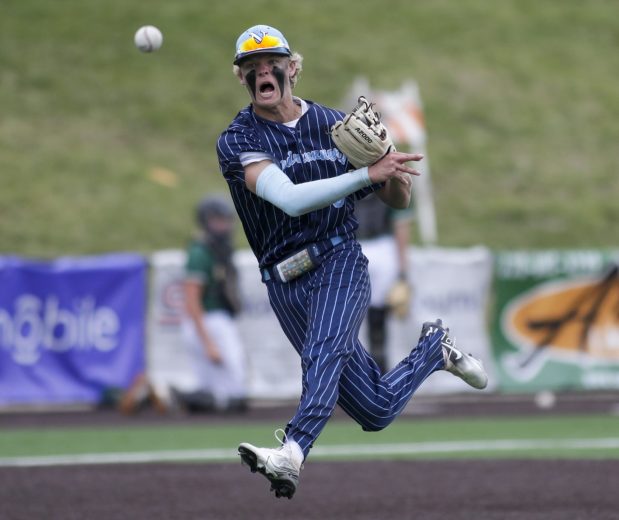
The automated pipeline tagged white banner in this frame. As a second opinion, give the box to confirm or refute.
[377,245,497,394]
[147,246,495,401]
[146,250,199,400]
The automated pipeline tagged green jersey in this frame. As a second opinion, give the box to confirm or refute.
[185,239,239,314]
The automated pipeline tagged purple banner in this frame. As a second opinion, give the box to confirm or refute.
[0,253,146,405]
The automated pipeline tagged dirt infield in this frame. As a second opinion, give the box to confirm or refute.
[2,459,617,520]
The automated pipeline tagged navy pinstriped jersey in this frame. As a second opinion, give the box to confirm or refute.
[217,100,378,268]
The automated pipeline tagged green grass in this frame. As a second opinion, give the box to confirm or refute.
[1,0,618,257]
[1,414,618,461]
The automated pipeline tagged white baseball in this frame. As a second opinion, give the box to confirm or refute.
[134,25,163,53]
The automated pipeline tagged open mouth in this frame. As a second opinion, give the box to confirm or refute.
[259,81,275,95]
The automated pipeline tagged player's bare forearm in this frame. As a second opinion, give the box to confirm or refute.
[377,178,412,209]
[369,151,422,208]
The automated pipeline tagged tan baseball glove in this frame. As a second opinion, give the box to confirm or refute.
[331,96,395,168]
[387,279,412,319]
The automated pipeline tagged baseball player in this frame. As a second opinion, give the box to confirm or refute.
[180,195,248,413]
[216,24,488,499]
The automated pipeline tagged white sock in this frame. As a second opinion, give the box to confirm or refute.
[285,440,305,467]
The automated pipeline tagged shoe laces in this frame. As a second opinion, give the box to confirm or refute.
[440,331,463,367]
[274,428,287,445]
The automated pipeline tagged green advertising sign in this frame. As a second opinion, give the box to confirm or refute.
[492,250,619,392]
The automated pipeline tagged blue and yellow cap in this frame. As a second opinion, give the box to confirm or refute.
[234,25,291,65]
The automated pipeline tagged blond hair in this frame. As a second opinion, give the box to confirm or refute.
[233,52,304,89]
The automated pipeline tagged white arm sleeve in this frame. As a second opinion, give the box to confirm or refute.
[256,163,372,217]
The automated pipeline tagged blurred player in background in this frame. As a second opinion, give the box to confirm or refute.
[216,24,487,498]
[356,193,413,373]
[117,371,167,416]
[178,195,248,413]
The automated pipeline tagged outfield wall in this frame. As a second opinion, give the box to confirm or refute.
[147,246,496,400]
[1,247,618,406]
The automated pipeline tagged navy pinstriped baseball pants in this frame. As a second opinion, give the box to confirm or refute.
[265,240,445,459]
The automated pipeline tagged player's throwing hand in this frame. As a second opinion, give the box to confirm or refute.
[368,152,423,185]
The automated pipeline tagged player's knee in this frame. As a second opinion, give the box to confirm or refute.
[361,422,387,433]
[359,414,392,432]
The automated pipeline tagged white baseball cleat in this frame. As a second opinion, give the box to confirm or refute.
[238,430,303,499]
[423,319,488,390]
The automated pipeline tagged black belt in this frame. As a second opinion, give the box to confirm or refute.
[261,236,345,282]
